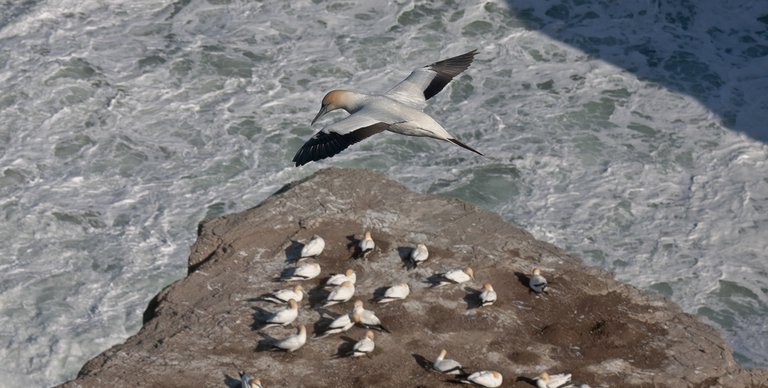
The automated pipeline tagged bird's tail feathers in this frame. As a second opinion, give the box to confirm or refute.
[448,138,483,156]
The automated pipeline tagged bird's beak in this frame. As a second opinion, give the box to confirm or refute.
[311,105,328,126]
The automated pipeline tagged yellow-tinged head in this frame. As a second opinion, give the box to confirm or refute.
[464,267,475,279]
[312,90,352,125]
[288,299,298,309]
[345,268,355,276]
[293,284,304,292]
[539,372,550,381]
[533,267,541,276]
[354,299,364,308]
[492,371,502,379]
[438,349,448,358]
[364,230,373,240]
[341,280,353,288]
[483,282,494,291]
[365,330,375,340]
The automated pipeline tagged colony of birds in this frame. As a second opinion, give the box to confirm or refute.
[241,51,594,387]
[240,232,591,388]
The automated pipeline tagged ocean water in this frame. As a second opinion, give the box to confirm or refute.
[0,0,766,386]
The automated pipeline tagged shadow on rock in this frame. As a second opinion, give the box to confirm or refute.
[397,246,415,269]
[345,234,364,259]
[332,335,358,358]
[311,311,338,338]
[514,271,530,288]
[251,306,282,331]
[370,286,389,303]
[284,240,305,263]
[307,284,330,307]
[412,353,433,371]
[223,373,242,388]
[515,375,538,387]
[256,335,277,352]
[424,273,446,288]
[462,286,483,310]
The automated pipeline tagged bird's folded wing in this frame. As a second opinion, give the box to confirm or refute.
[293,116,388,166]
[385,49,477,109]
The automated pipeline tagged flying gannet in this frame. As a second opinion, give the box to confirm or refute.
[293,50,482,166]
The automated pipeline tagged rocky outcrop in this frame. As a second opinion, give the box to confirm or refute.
[62,168,767,387]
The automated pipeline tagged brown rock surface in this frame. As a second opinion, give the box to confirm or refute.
[61,168,768,387]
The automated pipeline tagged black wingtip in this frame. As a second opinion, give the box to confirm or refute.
[448,138,484,156]
[423,49,479,100]
[292,124,388,167]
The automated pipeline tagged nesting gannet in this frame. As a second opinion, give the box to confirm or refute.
[376,283,410,303]
[323,280,355,307]
[300,234,325,258]
[262,284,304,304]
[357,230,375,258]
[432,349,466,375]
[325,268,356,288]
[271,324,307,352]
[561,384,591,388]
[349,330,376,357]
[240,371,264,388]
[479,282,497,306]
[282,262,321,281]
[239,371,263,388]
[535,372,572,388]
[461,370,503,387]
[410,243,429,268]
[432,267,474,287]
[239,371,251,387]
[293,50,482,166]
[261,299,299,328]
[352,300,390,333]
[529,268,548,294]
[250,379,263,388]
[315,311,360,338]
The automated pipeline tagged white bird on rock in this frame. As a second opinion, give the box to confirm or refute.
[479,282,497,307]
[432,267,474,287]
[323,280,355,307]
[529,267,548,294]
[239,371,263,388]
[282,262,321,281]
[349,330,376,357]
[262,284,304,304]
[535,372,572,388]
[410,243,429,268]
[270,324,307,352]
[315,311,360,338]
[325,268,356,288]
[293,50,482,166]
[352,300,390,333]
[261,299,299,328]
[376,283,410,304]
[432,349,466,375]
[358,230,375,258]
[461,370,503,387]
[300,234,325,258]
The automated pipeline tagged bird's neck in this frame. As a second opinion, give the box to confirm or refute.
[337,91,367,113]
